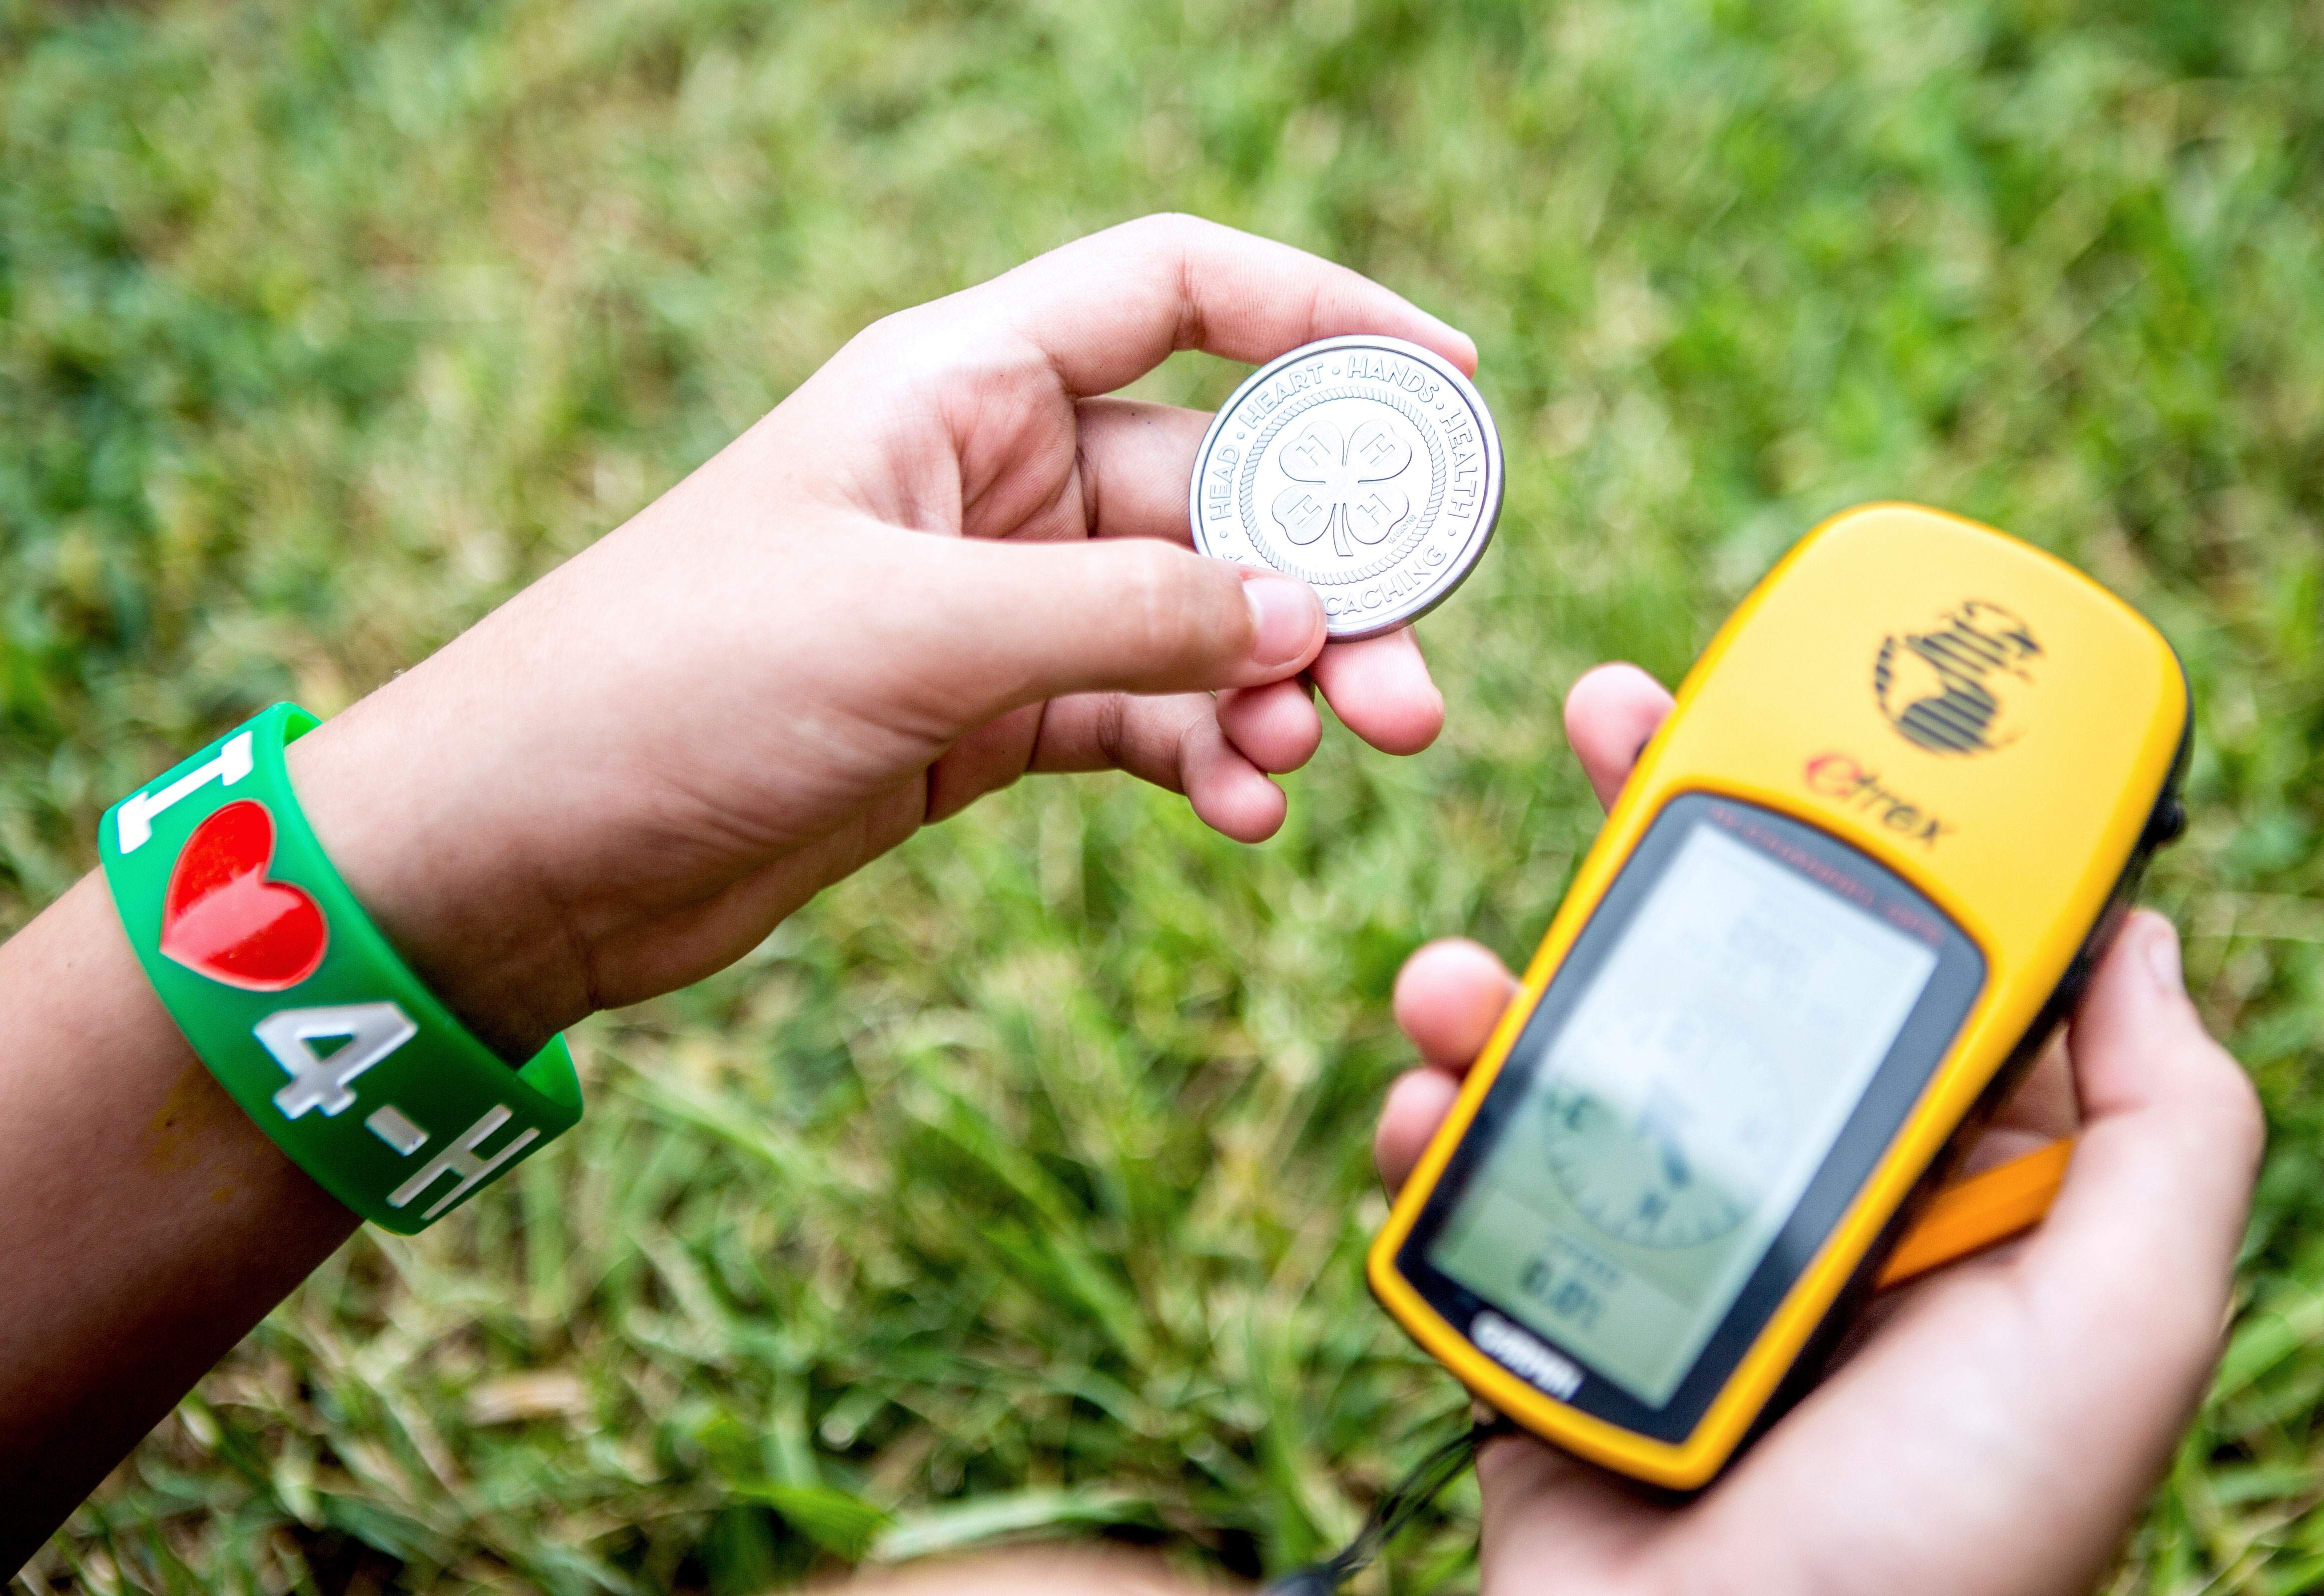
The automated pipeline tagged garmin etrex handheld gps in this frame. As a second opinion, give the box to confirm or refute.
[1368,503,2191,1490]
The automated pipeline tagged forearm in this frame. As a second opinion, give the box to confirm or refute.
[0,673,617,1558]
[0,217,1451,1575]
[0,870,357,1559]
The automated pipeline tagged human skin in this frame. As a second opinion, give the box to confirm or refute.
[0,218,2263,1591]
[1367,666,2265,1596]
[0,214,1465,1557]
[855,675,2262,1596]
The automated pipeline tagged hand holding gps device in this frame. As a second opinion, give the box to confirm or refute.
[1367,503,2191,1490]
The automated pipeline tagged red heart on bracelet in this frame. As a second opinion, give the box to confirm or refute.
[159,800,329,991]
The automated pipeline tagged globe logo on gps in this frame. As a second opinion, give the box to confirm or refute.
[1873,600,2042,755]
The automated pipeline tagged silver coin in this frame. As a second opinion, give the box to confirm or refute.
[1188,334,1503,640]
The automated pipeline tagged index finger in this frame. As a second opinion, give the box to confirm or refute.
[943,214,1477,397]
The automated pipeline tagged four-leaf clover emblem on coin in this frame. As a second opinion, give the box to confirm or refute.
[1188,334,1505,640]
[1270,418,1416,559]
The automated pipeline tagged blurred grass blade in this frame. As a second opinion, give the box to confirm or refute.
[735,1483,892,1562]
[871,1487,1157,1563]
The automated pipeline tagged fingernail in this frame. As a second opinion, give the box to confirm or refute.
[2146,918,2184,994]
[1245,575,1318,668]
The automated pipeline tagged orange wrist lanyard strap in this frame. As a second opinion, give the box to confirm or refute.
[1875,1138,2075,1291]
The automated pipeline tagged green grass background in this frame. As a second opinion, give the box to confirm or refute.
[8,0,2324,1589]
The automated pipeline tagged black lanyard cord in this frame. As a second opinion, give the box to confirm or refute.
[1261,1413,1518,1595]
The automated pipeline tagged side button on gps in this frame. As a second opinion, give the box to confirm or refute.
[2143,793,2188,849]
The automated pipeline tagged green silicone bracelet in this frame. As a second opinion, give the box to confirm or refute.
[100,703,581,1233]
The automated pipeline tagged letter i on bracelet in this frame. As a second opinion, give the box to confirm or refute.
[101,705,580,1232]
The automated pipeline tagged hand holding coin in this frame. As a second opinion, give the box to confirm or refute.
[0,214,1495,1545]
[276,216,1481,1052]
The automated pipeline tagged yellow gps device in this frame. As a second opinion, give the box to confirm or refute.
[1368,503,2191,1490]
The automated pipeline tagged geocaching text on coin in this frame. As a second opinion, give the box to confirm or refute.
[1188,335,1504,640]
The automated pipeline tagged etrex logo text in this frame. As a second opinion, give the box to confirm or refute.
[1803,754,1955,849]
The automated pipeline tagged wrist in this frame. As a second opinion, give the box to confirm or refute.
[100,702,583,1232]
[284,689,587,1062]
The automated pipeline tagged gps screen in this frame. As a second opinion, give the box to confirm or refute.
[1426,812,1942,1407]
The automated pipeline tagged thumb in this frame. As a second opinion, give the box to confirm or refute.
[2027,909,2263,1380]
[883,533,1326,725]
